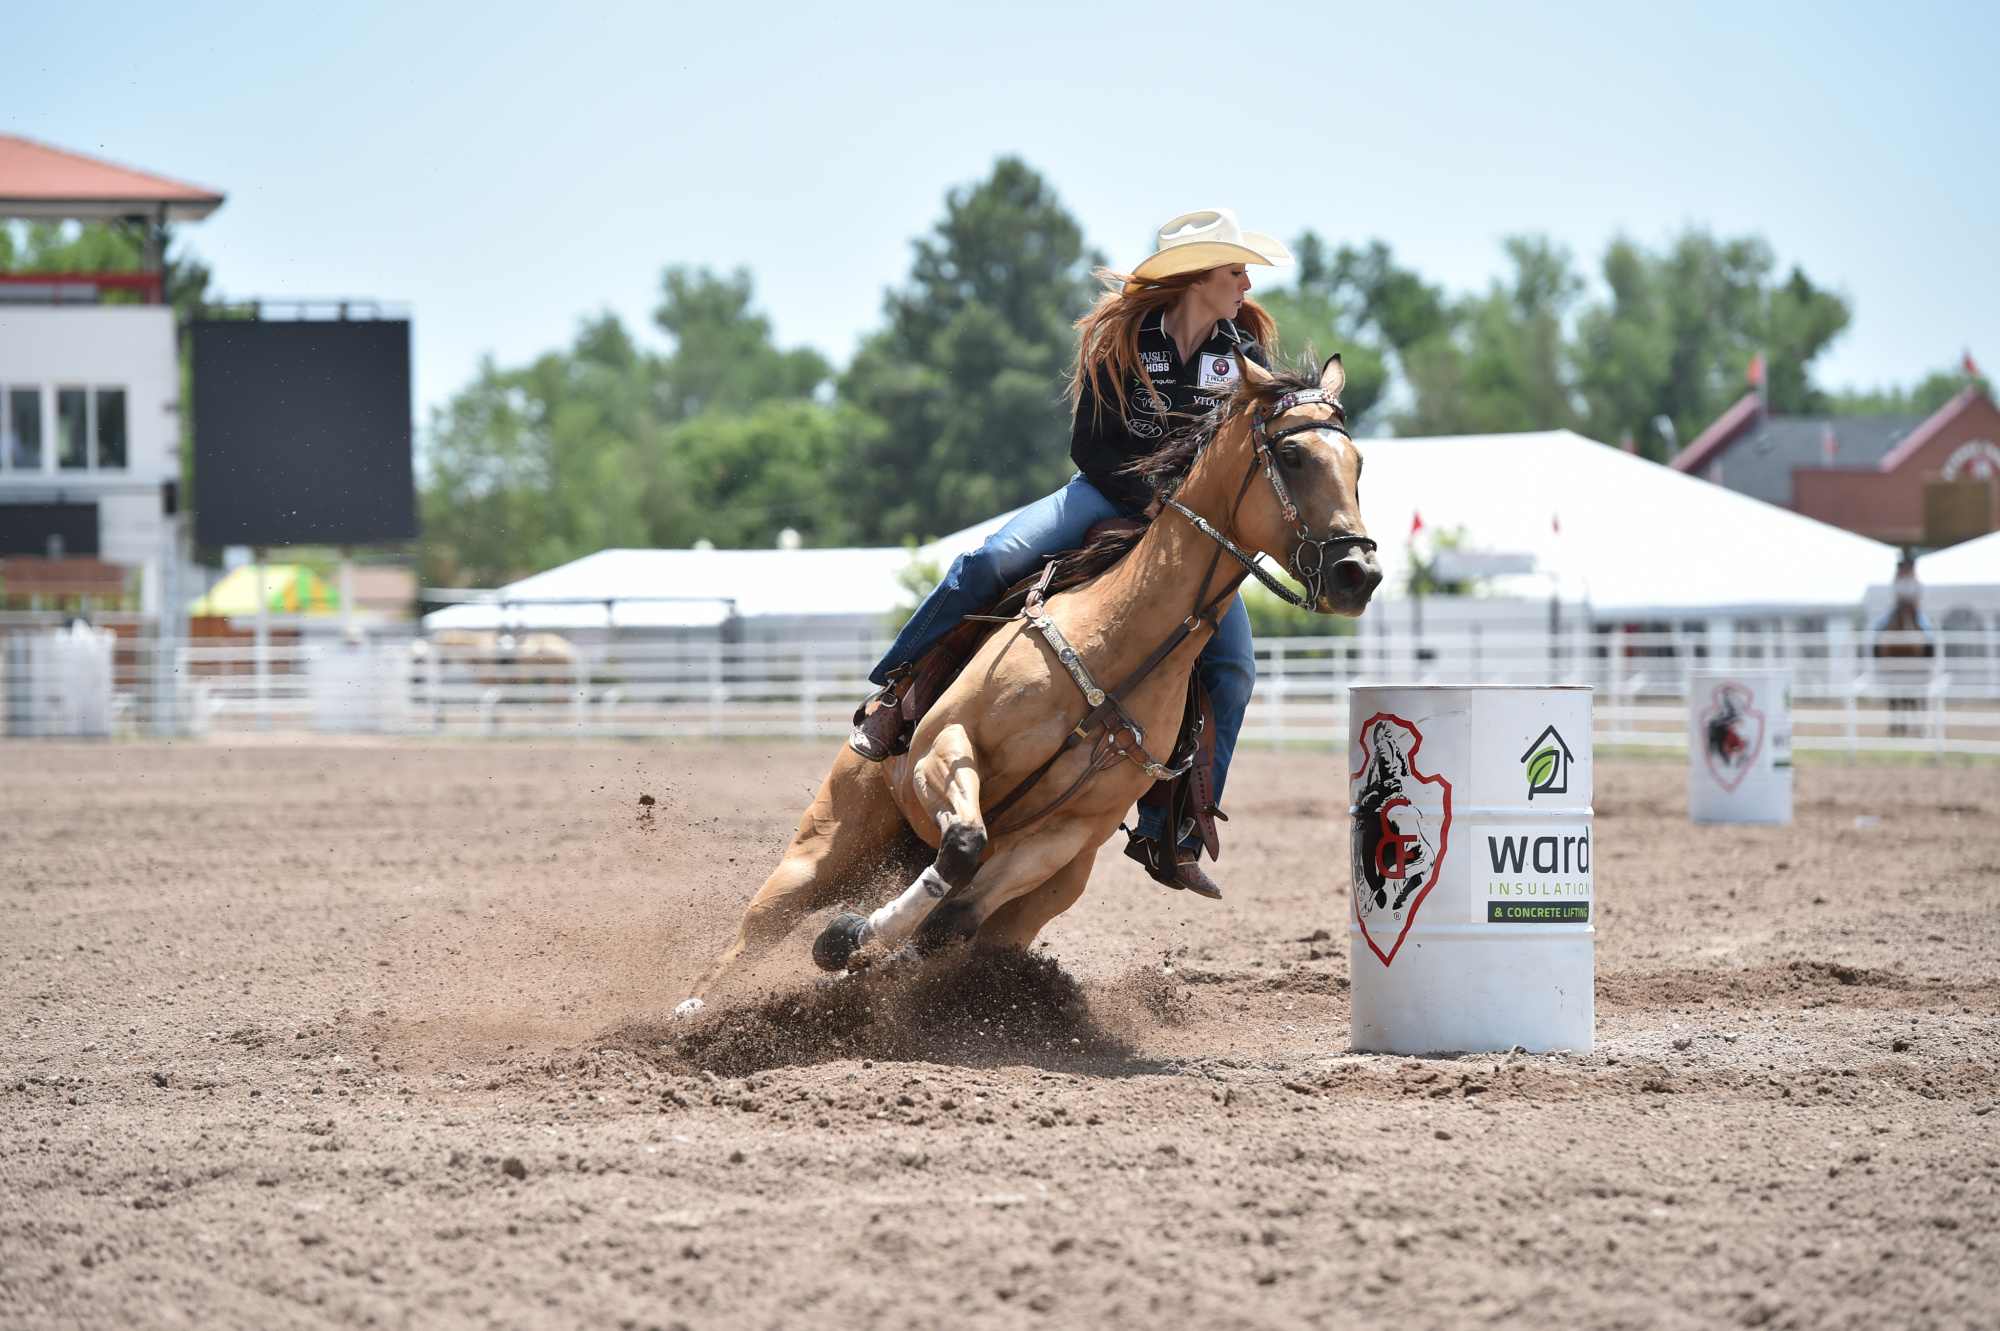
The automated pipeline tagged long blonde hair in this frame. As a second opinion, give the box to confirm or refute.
[1068,266,1278,424]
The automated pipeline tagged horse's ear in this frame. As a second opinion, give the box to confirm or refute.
[1319,352,1346,398]
[1238,351,1275,388]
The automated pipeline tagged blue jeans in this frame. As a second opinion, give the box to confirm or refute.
[874,474,1253,849]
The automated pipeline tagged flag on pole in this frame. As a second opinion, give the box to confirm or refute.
[1746,352,1766,388]
[1821,423,1838,464]
[1409,510,1424,540]
[1967,349,1983,378]
[1551,512,1561,536]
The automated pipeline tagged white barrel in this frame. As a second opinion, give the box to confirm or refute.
[1687,669,1792,824]
[1348,685,1595,1055]
[5,624,114,738]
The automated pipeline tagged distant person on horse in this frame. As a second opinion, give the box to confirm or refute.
[848,208,1294,901]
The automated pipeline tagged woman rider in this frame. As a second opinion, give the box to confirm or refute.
[849,208,1293,901]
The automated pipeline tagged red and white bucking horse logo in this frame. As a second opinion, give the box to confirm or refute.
[1699,682,1765,793]
[1350,713,1453,966]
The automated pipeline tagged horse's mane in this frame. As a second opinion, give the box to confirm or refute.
[987,362,1330,609]
[1127,362,1328,499]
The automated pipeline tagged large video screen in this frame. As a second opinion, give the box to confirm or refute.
[191,320,416,547]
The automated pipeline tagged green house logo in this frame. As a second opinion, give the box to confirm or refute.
[1521,724,1573,800]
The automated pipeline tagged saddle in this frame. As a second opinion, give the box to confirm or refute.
[856,516,1225,867]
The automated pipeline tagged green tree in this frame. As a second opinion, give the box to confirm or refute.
[1333,239,1454,354]
[1258,234,1453,433]
[1239,581,1358,637]
[421,315,661,585]
[658,399,865,550]
[1572,230,1850,459]
[1256,234,1390,429]
[1830,364,1993,417]
[652,266,830,419]
[420,267,852,585]
[1398,237,1584,437]
[0,219,218,318]
[1,219,146,278]
[840,157,1101,542]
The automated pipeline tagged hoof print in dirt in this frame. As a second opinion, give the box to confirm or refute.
[812,912,870,973]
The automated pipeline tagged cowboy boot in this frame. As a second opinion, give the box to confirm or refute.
[847,684,909,762]
[1123,828,1223,901]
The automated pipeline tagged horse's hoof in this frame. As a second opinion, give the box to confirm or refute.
[812,912,870,972]
[913,898,980,954]
[673,998,705,1018]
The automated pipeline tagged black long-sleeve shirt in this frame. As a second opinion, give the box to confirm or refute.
[1070,312,1270,515]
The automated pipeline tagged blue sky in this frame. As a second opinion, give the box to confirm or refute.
[11,1,1996,425]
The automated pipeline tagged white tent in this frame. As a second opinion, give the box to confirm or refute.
[423,513,1020,634]
[1918,529,2000,587]
[427,430,1905,635]
[1353,430,1898,618]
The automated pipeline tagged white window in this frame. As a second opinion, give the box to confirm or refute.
[0,386,127,472]
[96,389,127,469]
[57,387,87,469]
[4,387,41,469]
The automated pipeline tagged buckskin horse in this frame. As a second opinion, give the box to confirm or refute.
[676,354,1382,1014]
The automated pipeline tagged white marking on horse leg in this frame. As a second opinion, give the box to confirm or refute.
[861,865,951,951]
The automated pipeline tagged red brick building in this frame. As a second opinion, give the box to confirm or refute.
[1669,388,2000,548]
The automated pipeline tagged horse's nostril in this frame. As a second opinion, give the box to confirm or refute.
[1332,558,1366,593]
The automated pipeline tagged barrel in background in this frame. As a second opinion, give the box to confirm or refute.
[1687,669,1793,825]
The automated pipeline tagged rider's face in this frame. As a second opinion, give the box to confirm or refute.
[1187,263,1251,323]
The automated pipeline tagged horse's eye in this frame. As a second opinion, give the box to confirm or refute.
[1280,444,1303,468]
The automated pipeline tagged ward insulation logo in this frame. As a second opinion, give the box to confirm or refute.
[1521,724,1573,800]
[1350,713,1453,966]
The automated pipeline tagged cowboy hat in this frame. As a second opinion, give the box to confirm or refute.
[1127,207,1294,289]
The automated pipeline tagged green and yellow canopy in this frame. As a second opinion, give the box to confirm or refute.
[189,564,344,617]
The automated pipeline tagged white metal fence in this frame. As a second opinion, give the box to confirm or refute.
[1247,628,1999,758]
[3,616,1997,758]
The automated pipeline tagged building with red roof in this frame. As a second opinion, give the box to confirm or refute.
[1669,387,2000,549]
[0,135,224,609]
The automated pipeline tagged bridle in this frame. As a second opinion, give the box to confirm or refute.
[1162,385,1377,611]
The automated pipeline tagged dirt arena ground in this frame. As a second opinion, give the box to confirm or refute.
[3,739,1996,1330]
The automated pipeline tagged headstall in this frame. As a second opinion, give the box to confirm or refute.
[1167,386,1378,611]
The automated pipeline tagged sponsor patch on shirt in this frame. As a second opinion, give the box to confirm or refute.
[1199,354,1239,389]
[1141,351,1172,375]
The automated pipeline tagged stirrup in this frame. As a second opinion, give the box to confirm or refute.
[1122,825,1223,901]
[848,680,911,762]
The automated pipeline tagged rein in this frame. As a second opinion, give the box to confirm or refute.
[979,381,1373,836]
